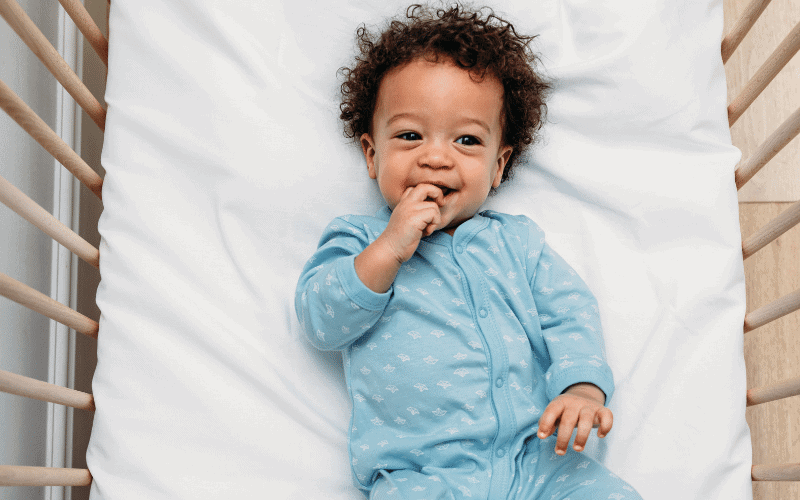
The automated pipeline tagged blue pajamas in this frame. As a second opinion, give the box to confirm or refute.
[296,208,640,499]
[371,436,639,500]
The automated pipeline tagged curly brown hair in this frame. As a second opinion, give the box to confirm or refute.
[339,3,550,183]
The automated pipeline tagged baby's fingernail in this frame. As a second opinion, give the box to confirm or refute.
[556,449,565,455]
[574,445,583,451]
[538,432,545,438]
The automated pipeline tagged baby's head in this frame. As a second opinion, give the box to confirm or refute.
[339,3,549,231]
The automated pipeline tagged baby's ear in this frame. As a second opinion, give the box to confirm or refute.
[493,145,513,187]
[360,133,377,179]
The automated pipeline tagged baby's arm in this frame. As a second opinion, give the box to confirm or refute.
[525,234,615,455]
[355,184,447,293]
[295,219,392,351]
[297,185,448,349]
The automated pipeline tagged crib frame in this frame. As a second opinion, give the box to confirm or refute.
[0,0,798,497]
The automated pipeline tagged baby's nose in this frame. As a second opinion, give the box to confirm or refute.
[419,141,453,169]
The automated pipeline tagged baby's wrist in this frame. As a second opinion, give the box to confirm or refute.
[372,233,406,264]
[563,382,606,406]
[354,238,403,293]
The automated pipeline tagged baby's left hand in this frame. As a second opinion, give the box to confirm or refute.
[537,383,612,456]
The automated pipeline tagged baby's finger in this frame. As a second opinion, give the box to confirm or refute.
[400,186,415,201]
[422,208,442,236]
[537,401,563,439]
[572,408,595,452]
[409,183,445,205]
[596,407,613,438]
[554,408,578,455]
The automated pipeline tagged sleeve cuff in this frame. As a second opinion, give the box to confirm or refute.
[545,364,615,406]
[336,255,392,312]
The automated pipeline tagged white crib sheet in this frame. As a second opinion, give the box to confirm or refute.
[88,1,752,499]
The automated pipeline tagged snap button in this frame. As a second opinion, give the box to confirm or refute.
[455,245,464,254]
[479,309,488,318]
[495,378,504,388]
[496,448,506,458]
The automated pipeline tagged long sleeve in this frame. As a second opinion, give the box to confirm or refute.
[528,238,615,405]
[295,217,392,351]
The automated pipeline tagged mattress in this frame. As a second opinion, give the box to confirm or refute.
[87,0,752,498]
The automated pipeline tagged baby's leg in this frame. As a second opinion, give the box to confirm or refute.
[370,469,456,500]
[514,435,642,500]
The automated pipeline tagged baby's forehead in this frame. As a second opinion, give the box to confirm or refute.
[381,58,503,93]
[375,59,506,115]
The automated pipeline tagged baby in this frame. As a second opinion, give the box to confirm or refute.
[295,4,643,500]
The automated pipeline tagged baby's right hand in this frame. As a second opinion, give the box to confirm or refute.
[380,184,445,263]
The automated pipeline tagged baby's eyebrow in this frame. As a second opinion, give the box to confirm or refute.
[385,113,492,134]
[386,112,418,127]
[458,117,491,134]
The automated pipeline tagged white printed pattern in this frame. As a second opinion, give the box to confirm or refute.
[297,211,614,498]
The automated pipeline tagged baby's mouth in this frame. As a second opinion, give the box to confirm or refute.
[434,184,455,197]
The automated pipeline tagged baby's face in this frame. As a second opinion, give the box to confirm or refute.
[361,58,512,234]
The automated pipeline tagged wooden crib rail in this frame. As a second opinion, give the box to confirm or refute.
[744,288,800,333]
[0,174,100,269]
[0,79,103,199]
[57,0,108,66]
[727,19,800,127]
[752,464,800,481]
[748,375,800,407]
[724,0,799,490]
[742,200,800,259]
[0,0,106,130]
[722,0,772,63]
[735,106,800,190]
[0,465,92,487]
[0,272,99,339]
[0,369,95,411]
[0,0,104,491]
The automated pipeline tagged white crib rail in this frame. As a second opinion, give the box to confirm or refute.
[0,0,797,493]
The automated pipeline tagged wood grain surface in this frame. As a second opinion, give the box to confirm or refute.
[740,202,800,499]
[725,1,799,497]
[724,0,800,202]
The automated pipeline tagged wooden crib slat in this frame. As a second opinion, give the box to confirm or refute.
[0,465,92,487]
[0,0,106,131]
[728,20,800,126]
[744,288,800,333]
[742,199,800,259]
[748,375,800,406]
[57,0,108,66]
[0,78,103,200]
[735,106,800,190]
[722,0,773,64]
[0,174,100,269]
[0,369,95,411]
[0,272,99,339]
[752,463,800,481]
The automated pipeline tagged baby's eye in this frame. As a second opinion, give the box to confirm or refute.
[397,132,421,141]
[455,135,481,146]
